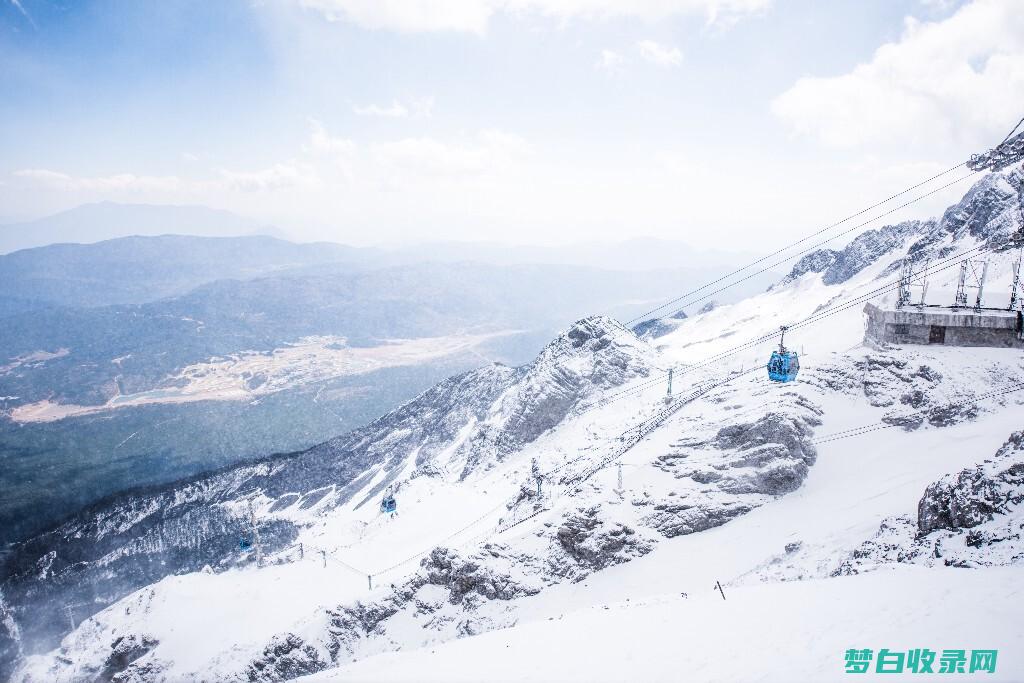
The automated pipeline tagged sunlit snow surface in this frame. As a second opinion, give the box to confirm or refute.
[12,185,1024,681]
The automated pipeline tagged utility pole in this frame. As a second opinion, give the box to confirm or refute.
[63,604,76,631]
[248,500,263,568]
[664,368,674,405]
[321,549,327,568]
[616,462,624,499]
[368,575,373,590]
[715,580,726,601]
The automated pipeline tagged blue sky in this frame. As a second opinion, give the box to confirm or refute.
[1,0,1022,247]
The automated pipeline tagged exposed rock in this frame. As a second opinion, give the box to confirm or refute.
[833,431,1024,575]
[779,249,838,285]
[823,220,925,285]
[98,634,159,683]
[246,633,331,683]
[420,547,540,603]
[646,499,753,538]
[550,507,653,579]
[696,301,717,315]
[918,431,1024,535]
[713,412,819,467]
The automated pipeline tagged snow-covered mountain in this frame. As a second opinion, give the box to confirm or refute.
[4,167,1024,682]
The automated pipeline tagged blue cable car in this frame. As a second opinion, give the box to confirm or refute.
[239,537,252,551]
[380,493,397,514]
[767,325,800,382]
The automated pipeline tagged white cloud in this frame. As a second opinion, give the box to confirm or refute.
[296,0,770,34]
[307,119,356,156]
[15,164,319,195]
[370,129,532,178]
[637,39,683,67]
[218,162,320,192]
[596,49,625,73]
[352,96,434,118]
[13,169,182,193]
[297,0,494,33]
[772,0,1024,150]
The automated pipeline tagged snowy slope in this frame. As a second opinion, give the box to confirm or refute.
[303,567,1023,683]
[8,167,1024,682]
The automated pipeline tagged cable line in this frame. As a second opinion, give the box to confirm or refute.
[625,171,977,325]
[590,241,994,410]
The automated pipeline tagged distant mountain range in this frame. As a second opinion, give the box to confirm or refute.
[0,202,285,254]
[0,232,779,547]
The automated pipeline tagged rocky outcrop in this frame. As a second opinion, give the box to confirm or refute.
[918,431,1024,535]
[458,316,656,472]
[834,431,1024,575]
[780,249,838,285]
[823,220,926,285]
[98,635,160,683]
[646,499,753,538]
[647,403,821,538]
[420,547,541,603]
[549,507,653,579]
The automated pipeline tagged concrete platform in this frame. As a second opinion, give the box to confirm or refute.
[864,302,1024,348]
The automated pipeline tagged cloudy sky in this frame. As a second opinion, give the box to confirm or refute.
[1,0,1022,247]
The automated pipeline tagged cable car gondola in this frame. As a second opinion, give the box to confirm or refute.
[767,325,800,382]
[239,537,252,551]
[380,489,397,515]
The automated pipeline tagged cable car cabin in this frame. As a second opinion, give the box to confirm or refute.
[380,495,397,514]
[239,538,252,551]
[767,349,799,382]
[766,325,800,383]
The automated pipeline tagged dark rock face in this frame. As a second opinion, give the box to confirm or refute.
[918,431,1024,535]
[918,471,1004,535]
[246,633,331,683]
[695,302,716,315]
[459,316,654,471]
[98,634,159,683]
[646,500,753,538]
[632,318,677,339]
[782,249,838,283]
[714,412,819,496]
[551,507,652,578]
[823,220,926,285]
[936,169,1023,247]
[835,431,1024,575]
[776,168,1023,292]
[632,309,687,339]
[832,516,926,576]
[646,400,822,539]
[421,547,540,603]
